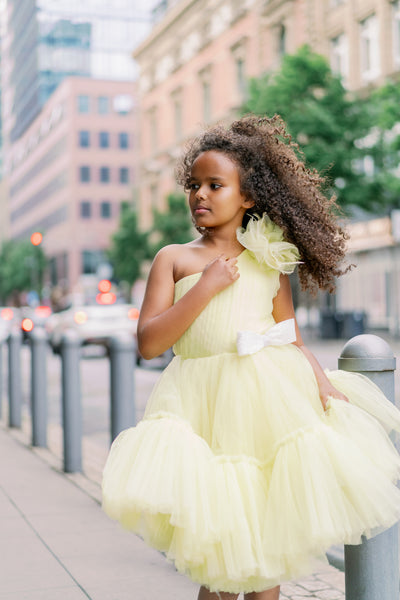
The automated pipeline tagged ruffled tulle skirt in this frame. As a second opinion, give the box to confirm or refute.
[102,344,400,594]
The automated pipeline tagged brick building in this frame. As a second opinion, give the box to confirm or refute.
[6,77,137,295]
[133,0,400,226]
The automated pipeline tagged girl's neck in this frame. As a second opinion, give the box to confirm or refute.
[201,228,244,255]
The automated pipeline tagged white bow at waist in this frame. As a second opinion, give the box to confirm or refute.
[237,318,296,356]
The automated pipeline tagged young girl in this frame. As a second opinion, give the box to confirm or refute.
[102,115,400,600]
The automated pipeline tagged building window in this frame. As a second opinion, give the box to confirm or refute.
[278,24,286,59]
[149,108,158,152]
[79,166,90,182]
[82,250,105,275]
[100,201,111,218]
[98,96,109,114]
[330,33,349,83]
[99,131,109,148]
[235,57,246,96]
[79,131,90,148]
[202,81,211,122]
[100,167,110,183]
[80,201,91,218]
[360,14,380,82]
[119,132,129,148]
[119,167,129,184]
[393,1,400,67]
[150,183,158,208]
[174,98,182,140]
[77,95,90,113]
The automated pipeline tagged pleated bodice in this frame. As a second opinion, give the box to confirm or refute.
[173,250,278,358]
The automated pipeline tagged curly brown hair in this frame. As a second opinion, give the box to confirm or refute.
[176,114,350,293]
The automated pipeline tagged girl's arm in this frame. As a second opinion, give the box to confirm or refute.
[272,274,348,409]
[137,247,239,359]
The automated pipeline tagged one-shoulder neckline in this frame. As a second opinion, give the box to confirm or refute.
[174,249,247,287]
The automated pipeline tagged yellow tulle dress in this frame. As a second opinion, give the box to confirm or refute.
[102,214,400,594]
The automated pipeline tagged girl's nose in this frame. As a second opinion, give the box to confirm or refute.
[195,186,206,200]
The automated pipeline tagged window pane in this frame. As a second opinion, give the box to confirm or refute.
[119,132,129,148]
[119,167,129,184]
[79,131,90,147]
[98,96,109,114]
[80,201,91,218]
[79,166,90,182]
[99,131,109,148]
[100,167,110,183]
[101,201,111,218]
[78,95,90,113]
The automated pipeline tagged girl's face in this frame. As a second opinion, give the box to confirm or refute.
[188,150,254,230]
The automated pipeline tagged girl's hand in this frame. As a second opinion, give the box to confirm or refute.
[319,383,349,411]
[200,255,239,295]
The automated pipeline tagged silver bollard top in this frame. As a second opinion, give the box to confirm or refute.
[339,334,396,372]
[60,328,82,346]
[109,330,136,351]
[29,326,48,342]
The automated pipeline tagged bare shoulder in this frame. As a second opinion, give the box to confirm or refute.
[153,240,207,282]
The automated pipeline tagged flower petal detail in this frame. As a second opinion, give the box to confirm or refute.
[237,214,300,274]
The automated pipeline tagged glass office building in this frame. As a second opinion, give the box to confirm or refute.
[4,0,151,142]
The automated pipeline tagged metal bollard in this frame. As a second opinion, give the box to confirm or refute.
[109,331,135,442]
[8,328,22,428]
[0,339,3,420]
[338,334,399,600]
[30,326,48,447]
[60,329,82,473]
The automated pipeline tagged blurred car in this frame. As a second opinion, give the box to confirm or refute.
[0,307,21,341]
[20,305,52,342]
[46,303,140,352]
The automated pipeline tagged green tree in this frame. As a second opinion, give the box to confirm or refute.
[108,203,149,286]
[361,80,400,210]
[243,45,374,210]
[0,239,47,304]
[150,192,193,255]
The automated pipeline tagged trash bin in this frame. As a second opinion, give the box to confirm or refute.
[341,311,366,338]
[320,310,339,339]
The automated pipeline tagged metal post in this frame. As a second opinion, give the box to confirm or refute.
[0,340,3,420]
[60,329,82,473]
[338,334,399,600]
[8,328,22,428]
[109,331,135,442]
[30,326,48,447]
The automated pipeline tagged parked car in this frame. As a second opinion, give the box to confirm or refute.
[46,303,140,353]
[0,306,21,341]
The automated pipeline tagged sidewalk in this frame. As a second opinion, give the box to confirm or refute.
[1,424,345,600]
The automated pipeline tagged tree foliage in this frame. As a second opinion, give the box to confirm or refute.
[150,192,193,256]
[108,203,150,286]
[361,80,400,210]
[243,45,376,210]
[0,239,47,303]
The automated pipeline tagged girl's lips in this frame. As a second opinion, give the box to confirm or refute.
[194,207,209,214]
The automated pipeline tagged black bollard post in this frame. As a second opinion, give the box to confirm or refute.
[338,334,399,600]
[60,329,82,473]
[109,331,135,443]
[30,326,48,447]
[8,328,22,428]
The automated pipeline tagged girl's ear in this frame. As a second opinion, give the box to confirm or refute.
[242,196,255,209]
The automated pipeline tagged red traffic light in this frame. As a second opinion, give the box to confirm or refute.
[98,279,112,293]
[30,232,43,246]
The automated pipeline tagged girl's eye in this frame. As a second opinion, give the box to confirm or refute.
[189,183,199,190]
[210,183,221,190]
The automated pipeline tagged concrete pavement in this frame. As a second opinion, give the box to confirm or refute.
[0,422,345,600]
